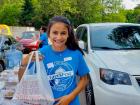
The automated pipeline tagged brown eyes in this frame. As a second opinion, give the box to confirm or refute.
[53,31,57,35]
[52,31,67,35]
[61,32,66,35]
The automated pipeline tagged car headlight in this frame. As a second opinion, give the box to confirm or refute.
[29,41,38,46]
[100,68,132,85]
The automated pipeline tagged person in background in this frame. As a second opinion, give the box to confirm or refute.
[18,16,89,105]
[39,26,48,48]
[19,26,49,74]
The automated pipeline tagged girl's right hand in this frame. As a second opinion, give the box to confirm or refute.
[31,51,44,61]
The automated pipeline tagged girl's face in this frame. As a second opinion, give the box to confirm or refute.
[40,27,43,34]
[49,22,69,51]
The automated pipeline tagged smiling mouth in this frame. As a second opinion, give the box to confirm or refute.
[54,40,64,44]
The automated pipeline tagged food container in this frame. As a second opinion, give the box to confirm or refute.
[3,89,15,99]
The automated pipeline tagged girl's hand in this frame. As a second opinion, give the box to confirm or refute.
[55,94,74,105]
[30,52,44,61]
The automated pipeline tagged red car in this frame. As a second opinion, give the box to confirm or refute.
[16,31,40,53]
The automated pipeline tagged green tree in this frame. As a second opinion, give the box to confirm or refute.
[125,10,135,23]
[59,0,102,27]
[33,0,78,28]
[31,0,43,28]
[101,0,125,22]
[0,0,23,25]
[134,5,140,23]
[19,0,35,26]
[125,4,140,23]
[0,0,129,27]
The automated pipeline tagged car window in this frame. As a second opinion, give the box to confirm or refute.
[76,27,84,39]
[90,25,140,50]
[81,28,88,52]
[22,34,33,39]
[21,32,37,39]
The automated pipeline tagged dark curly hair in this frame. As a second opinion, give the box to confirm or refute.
[47,16,84,55]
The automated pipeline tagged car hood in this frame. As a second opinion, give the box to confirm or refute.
[19,39,34,44]
[93,50,140,75]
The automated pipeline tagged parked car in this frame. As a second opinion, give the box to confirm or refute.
[0,34,23,72]
[16,31,40,53]
[76,23,140,105]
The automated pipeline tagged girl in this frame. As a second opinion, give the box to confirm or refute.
[19,16,89,105]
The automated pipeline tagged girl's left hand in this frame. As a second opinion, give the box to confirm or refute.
[55,94,73,105]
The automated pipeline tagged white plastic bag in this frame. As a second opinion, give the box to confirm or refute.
[12,51,54,105]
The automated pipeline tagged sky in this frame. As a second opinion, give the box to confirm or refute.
[122,0,140,9]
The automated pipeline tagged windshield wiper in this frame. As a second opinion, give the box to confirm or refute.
[119,48,140,50]
[92,46,119,50]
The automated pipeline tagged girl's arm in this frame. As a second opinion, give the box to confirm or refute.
[18,54,31,81]
[18,52,43,81]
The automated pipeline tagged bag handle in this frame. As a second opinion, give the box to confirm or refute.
[35,51,40,74]
[20,51,34,81]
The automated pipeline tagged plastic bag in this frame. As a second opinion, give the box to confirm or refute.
[12,51,54,105]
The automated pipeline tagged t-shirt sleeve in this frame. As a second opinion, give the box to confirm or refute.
[77,52,90,77]
[38,46,46,56]
[39,34,45,41]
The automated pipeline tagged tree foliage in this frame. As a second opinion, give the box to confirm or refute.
[19,0,35,26]
[0,0,23,25]
[125,4,140,23]
[0,0,137,28]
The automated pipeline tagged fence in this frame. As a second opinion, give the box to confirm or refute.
[9,26,35,38]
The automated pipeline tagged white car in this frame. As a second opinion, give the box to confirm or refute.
[76,23,140,105]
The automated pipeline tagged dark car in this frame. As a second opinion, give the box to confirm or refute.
[0,34,23,72]
[16,31,40,53]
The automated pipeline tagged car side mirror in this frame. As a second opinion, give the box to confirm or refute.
[78,40,85,50]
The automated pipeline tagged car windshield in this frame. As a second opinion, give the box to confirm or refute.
[21,32,38,39]
[90,25,140,50]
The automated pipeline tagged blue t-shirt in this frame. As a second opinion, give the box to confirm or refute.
[39,32,48,47]
[39,45,89,105]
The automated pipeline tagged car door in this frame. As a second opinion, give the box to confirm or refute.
[76,26,95,105]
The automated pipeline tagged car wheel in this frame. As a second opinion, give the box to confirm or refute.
[0,62,4,72]
[85,79,95,105]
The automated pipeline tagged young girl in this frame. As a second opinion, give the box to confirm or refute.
[19,16,89,105]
